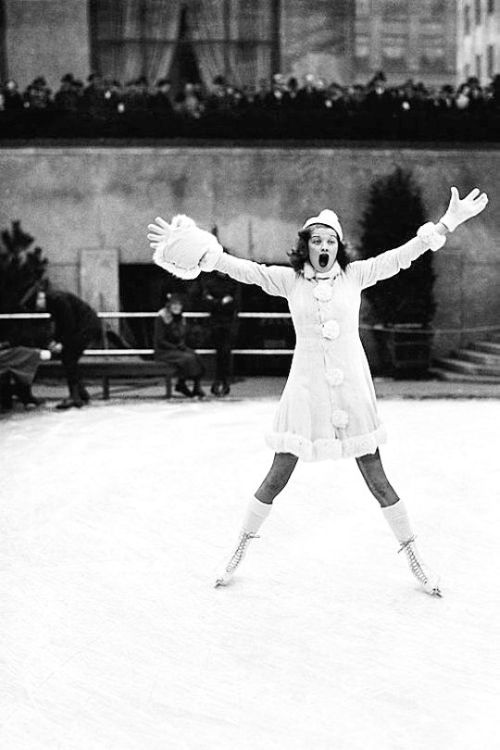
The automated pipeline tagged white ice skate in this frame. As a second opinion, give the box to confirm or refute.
[398,536,442,597]
[214,531,259,587]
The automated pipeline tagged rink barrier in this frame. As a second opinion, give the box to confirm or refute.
[1,310,500,338]
[3,312,500,398]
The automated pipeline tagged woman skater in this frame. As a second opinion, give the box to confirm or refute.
[147,188,488,596]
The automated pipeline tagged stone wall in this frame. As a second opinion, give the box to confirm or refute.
[0,145,498,357]
[4,0,90,88]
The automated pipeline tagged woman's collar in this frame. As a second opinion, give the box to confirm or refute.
[303,261,341,281]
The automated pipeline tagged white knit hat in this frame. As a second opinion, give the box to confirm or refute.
[302,209,343,241]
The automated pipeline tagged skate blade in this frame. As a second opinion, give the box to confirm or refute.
[214,576,230,588]
[424,584,442,597]
[214,574,232,589]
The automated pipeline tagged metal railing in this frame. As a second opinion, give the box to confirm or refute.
[1,311,499,359]
[0,311,297,356]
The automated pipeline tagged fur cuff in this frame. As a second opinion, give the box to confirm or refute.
[416,222,446,252]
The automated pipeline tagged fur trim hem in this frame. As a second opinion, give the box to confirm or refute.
[265,425,387,462]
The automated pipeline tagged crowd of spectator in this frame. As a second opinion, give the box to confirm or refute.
[1,69,500,141]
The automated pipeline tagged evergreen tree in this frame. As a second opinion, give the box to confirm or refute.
[0,221,49,344]
[358,167,436,326]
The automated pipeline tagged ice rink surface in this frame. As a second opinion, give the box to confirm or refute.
[1,396,499,750]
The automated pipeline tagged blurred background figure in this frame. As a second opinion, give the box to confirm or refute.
[201,248,241,396]
[34,286,102,410]
[154,293,205,398]
[152,77,174,116]
[0,340,50,412]
[3,79,23,111]
[23,76,52,110]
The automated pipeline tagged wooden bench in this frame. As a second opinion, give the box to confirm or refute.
[37,358,178,399]
[35,345,293,400]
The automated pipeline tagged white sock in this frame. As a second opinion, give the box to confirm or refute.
[381,500,414,545]
[241,497,273,535]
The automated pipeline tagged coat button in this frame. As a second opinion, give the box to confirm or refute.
[331,409,349,428]
[313,282,333,302]
[322,320,340,339]
[326,368,344,386]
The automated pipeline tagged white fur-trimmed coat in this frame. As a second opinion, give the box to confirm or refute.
[214,235,434,461]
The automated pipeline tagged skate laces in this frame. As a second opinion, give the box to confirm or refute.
[398,536,429,585]
[225,532,259,574]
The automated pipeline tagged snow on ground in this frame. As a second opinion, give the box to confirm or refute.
[1,397,499,750]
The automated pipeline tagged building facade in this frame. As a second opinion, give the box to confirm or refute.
[0,1,464,92]
[354,0,458,87]
[457,0,500,83]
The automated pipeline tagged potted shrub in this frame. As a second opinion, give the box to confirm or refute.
[0,221,49,346]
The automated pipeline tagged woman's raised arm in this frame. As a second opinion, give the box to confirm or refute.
[348,186,488,289]
[148,214,294,298]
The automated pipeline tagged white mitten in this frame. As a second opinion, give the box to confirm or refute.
[147,214,223,279]
[439,186,489,232]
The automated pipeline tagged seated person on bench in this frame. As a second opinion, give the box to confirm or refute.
[153,293,205,398]
[0,341,51,412]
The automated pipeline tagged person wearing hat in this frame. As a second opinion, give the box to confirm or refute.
[0,341,51,412]
[154,292,205,398]
[147,188,488,595]
[35,286,102,409]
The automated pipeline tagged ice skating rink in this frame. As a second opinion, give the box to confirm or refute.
[1,395,499,750]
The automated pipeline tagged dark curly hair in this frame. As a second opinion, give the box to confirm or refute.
[287,227,350,273]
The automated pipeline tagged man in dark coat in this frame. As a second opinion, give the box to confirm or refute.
[35,288,102,409]
[201,268,241,396]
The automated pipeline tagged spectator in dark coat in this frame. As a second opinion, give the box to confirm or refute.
[35,288,102,409]
[3,79,24,111]
[152,78,174,115]
[154,293,205,398]
[201,266,241,396]
[54,74,80,113]
[23,76,52,110]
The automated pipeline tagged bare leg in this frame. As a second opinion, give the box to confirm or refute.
[255,452,299,505]
[355,449,399,508]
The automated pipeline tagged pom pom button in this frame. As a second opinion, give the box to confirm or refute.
[322,320,340,340]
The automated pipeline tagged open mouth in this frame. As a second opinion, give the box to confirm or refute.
[319,252,330,268]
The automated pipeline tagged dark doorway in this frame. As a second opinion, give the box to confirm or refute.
[119,263,201,349]
[118,262,293,374]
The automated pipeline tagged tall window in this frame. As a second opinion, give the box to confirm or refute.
[475,53,482,78]
[383,0,409,20]
[89,0,182,84]
[176,0,279,90]
[422,0,445,18]
[475,0,482,25]
[487,45,494,77]
[464,5,471,34]
[0,1,5,82]
[89,0,280,89]
[487,0,494,13]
